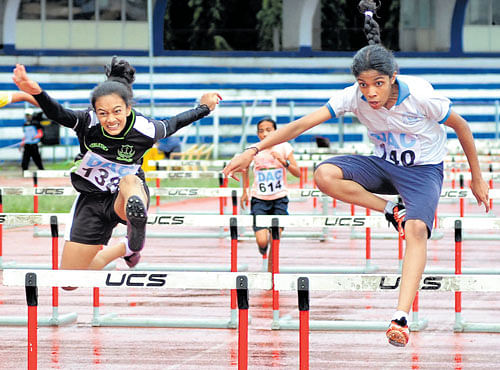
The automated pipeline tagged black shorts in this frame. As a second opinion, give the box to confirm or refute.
[65,183,150,245]
[250,196,289,232]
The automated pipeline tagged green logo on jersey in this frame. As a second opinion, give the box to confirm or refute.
[89,142,109,151]
[117,144,135,162]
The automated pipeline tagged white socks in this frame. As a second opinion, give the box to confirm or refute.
[385,200,396,214]
[122,237,134,257]
[392,310,408,321]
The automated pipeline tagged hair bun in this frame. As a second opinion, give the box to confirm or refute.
[105,56,136,86]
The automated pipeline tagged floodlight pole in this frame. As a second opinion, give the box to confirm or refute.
[148,0,155,118]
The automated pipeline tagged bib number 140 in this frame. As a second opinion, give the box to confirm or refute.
[380,144,415,167]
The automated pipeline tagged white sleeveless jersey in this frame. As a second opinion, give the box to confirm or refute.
[326,75,451,166]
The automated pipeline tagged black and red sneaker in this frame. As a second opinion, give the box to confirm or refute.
[385,203,406,237]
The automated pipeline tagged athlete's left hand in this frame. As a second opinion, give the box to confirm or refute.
[470,177,490,212]
[200,92,222,111]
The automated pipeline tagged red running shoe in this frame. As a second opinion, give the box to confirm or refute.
[386,317,410,347]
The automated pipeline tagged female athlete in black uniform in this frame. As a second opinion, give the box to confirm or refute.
[13,58,221,272]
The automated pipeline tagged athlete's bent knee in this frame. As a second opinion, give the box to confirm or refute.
[404,220,428,240]
[314,164,342,188]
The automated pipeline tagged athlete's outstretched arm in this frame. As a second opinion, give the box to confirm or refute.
[12,64,42,96]
[223,106,331,180]
[11,91,39,107]
[444,110,489,211]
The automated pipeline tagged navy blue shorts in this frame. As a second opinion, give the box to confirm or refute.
[317,155,443,236]
[251,196,289,232]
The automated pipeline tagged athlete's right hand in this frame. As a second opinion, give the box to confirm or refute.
[12,64,42,96]
[240,190,248,209]
[223,150,255,181]
[200,92,222,111]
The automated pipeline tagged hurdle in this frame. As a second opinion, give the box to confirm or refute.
[349,187,500,241]
[3,270,271,370]
[274,273,500,369]
[91,215,253,327]
[0,215,77,327]
[5,184,333,240]
[256,215,428,331]
[438,218,500,332]
[0,212,250,273]
[2,185,241,239]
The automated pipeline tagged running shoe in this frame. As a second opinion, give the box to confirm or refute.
[385,203,406,237]
[123,252,141,268]
[126,195,147,252]
[386,317,410,347]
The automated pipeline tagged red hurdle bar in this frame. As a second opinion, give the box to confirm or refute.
[297,277,310,370]
[50,217,59,313]
[25,272,38,370]
[455,220,462,321]
[230,218,238,321]
[236,276,249,370]
[271,218,280,325]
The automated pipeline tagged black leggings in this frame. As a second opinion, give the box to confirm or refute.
[22,144,44,170]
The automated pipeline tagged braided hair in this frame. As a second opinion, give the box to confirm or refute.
[351,0,398,78]
[91,56,136,108]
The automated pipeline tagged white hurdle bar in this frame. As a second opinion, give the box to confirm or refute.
[254,215,428,331]
[4,270,270,370]
[0,213,251,272]
[274,273,500,369]
[257,215,500,332]
[0,216,77,327]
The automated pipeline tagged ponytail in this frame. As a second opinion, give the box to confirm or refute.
[351,0,398,78]
[91,57,135,108]
[358,0,381,45]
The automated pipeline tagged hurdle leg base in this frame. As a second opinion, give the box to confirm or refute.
[408,318,428,332]
[454,321,500,332]
[275,318,390,331]
[92,313,243,329]
[0,313,77,326]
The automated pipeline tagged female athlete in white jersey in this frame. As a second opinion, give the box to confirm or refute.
[224,0,489,347]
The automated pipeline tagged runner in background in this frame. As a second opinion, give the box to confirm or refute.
[20,108,45,172]
[241,117,300,256]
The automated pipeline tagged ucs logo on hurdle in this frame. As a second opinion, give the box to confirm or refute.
[379,276,443,290]
[440,190,468,198]
[147,215,185,225]
[34,188,65,195]
[324,217,366,227]
[106,273,167,287]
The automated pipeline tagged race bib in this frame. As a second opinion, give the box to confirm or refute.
[256,168,284,195]
[75,151,140,192]
[370,131,422,167]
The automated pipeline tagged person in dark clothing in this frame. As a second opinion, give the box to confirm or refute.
[13,58,221,273]
[20,108,45,171]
